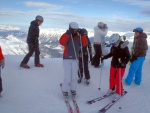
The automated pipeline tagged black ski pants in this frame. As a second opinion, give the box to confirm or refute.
[21,43,40,65]
[78,56,90,80]
[92,44,102,67]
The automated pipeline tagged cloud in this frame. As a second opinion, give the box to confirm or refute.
[141,9,150,16]
[0,9,150,32]
[113,0,150,8]
[24,1,64,10]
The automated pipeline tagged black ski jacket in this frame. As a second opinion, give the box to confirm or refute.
[26,20,39,45]
[103,41,130,68]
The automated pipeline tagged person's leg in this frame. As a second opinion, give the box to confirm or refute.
[116,68,125,95]
[94,44,101,67]
[78,58,83,79]
[109,66,116,90]
[62,60,72,92]
[84,56,90,80]
[135,57,145,85]
[35,44,40,65]
[0,75,2,93]
[125,58,142,85]
[21,44,34,64]
[70,60,78,92]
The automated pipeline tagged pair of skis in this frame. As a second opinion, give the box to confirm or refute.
[87,91,127,113]
[60,84,80,113]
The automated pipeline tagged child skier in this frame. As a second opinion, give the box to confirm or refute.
[78,28,92,84]
[101,33,130,99]
[59,22,87,99]
[0,47,5,97]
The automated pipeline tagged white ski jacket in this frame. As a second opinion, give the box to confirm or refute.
[94,26,108,43]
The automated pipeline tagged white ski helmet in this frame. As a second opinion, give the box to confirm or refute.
[69,22,79,29]
[35,15,44,22]
[109,33,121,44]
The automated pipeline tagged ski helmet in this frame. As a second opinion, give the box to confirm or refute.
[69,22,79,29]
[109,33,121,44]
[35,15,44,22]
[133,27,143,33]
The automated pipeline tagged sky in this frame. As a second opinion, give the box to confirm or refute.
[0,0,150,32]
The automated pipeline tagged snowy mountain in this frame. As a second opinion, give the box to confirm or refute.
[0,25,149,58]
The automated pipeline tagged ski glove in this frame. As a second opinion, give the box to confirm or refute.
[0,59,5,69]
[130,56,137,62]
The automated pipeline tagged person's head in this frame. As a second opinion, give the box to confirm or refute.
[81,28,88,36]
[133,27,143,37]
[69,22,79,35]
[97,22,107,29]
[109,33,121,47]
[35,15,44,26]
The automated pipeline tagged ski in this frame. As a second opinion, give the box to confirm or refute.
[99,91,127,113]
[87,92,115,104]
[70,92,80,113]
[72,100,80,113]
[60,84,74,113]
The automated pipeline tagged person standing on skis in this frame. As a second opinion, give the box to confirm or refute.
[125,27,148,86]
[101,33,130,100]
[20,15,44,69]
[59,22,87,99]
[92,22,108,67]
[0,47,5,97]
[78,28,92,85]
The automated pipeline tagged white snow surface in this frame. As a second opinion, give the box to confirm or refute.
[0,52,150,113]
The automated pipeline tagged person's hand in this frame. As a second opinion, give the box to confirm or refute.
[117,62,126,68]
[130,56,137,62]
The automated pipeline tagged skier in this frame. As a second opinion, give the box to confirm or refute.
[101,33,130,99]
[92,22,108,67]
[20,15,44,69]
[59,22,87,99]
[78,28,92,84]
[125,27,148,85]
[0,47,5,97]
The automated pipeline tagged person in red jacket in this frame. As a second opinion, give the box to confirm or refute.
[0,47,5,97]
[59,22,87,100]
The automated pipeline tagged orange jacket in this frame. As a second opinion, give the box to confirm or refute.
[0,47,4,60]
[60,30,87,59]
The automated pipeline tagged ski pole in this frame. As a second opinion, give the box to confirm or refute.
[98,66,102,90]
[118,58,122,109]
[71,34,82,80]
[79,34,85,79]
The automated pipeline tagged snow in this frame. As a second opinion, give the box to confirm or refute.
[0,50,150,113]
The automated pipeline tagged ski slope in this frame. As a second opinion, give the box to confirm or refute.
[0,51,150,113]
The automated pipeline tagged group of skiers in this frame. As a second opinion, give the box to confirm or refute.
[0,15,148,102]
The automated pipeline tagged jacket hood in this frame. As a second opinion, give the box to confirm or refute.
[30,20,39,26]
[136,32,147,39]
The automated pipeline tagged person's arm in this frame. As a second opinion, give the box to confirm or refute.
[59,33,69,46]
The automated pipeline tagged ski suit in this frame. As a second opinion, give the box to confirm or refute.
[59,30,87,92]
[0,47,4,93]
[125,33,148,85]
[102,41,130,95]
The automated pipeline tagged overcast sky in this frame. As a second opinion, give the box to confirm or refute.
[0,0,150,32]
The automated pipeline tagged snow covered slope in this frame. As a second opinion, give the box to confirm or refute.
[0,52,150,113]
